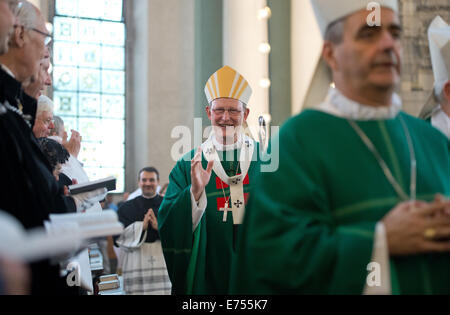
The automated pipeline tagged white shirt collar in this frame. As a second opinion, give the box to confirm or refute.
[48,136,63,144]
[0,64,15,79]
[316,87,403,120]
[211,131,243,152]
[431,106,450,139]
[141,193,158,200]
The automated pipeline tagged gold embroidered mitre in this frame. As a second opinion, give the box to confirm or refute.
[204,66,253,106]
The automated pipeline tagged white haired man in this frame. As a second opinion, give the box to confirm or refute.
[24,45,52,100]
[0,1,104,294]
[232,0,450,295]
[0,0,18,55]
[0,0,31,296]
[33,94,55,138]
[0,0,64,295]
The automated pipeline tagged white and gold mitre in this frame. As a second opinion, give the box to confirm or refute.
[204,66,253,106]
[310,0,399,37]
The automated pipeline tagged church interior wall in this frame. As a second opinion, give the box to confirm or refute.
[32,0,450,195]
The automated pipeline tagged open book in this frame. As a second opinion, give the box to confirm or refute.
[0,211,81,262]
[46,210,123,240]
[0,210,123,262]
[68,176,117,195]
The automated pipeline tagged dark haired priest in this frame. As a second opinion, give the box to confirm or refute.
[115,167,171,295]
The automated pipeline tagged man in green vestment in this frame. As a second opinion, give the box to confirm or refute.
[231,0,450,295]
[158,66,262,294]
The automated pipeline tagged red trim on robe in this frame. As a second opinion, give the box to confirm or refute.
[215,174,250,211]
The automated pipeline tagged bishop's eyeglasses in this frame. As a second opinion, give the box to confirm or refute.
[211,108,243,117]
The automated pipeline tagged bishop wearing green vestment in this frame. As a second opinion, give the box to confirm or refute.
[158,66,262,294]
[231,0,450,295]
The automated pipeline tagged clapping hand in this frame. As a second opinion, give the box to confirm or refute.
[143,208,158,231]
[191,147,214,202]
[63,130,82,158]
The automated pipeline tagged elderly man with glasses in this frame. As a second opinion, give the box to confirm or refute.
[24,45,52,100]
[158,66,266,295]
[0,0,19,55]
[0,1,100,295]
[32,94,55,138]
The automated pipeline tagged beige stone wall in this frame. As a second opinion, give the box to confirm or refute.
[126,0,196,189]
[399,0,450,115]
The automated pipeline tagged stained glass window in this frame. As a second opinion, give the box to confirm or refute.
[52,0,126,192]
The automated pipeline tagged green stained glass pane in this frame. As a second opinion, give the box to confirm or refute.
[100,142,124,168]
[102,46,124,70]
[83,167,103,181]
[78,0,103,19]
[62,117,78,135]
[79,44,101,69]
[103,0,123,22]
[53,66,78,91]
[53,42,78,67]
[79,118,102,142]
[79,19,102,44]
[55,0,78,17]
[102,95,124,119]
[101,21,125,46]
[79,93,101,117]
[79,142,101,167]
[79,68,100,93]
[53,17,78,42]
[54,92,78,116]
[102,70,124,94]
[101,119,124,144]
[53,0,126,193]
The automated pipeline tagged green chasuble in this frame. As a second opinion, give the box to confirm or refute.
[230,110,450,295]
[159,142,260,295]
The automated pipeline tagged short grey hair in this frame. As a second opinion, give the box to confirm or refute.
[51,115,65,137]
[15,1,39,30]
[324,18,345,44]
[37,95,54,117]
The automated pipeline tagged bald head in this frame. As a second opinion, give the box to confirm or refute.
[0,0,19,55]
[0,1,48,83]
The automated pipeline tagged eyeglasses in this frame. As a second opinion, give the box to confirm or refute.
[30,28,53,46]
[13,24,53,46]
[212,108,243,117]
[41,117,55,126]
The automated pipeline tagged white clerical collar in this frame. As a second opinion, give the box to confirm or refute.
[317,87,403,120]
[48,136,63,144]
[142,193,158,200]
[431,106,450,139]
[0,64,15,79]
[211,132,243,152]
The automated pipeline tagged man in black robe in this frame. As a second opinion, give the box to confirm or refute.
[114,167,171,295]
[0,1,83,294]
